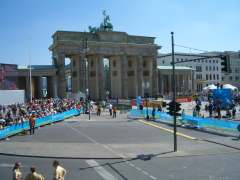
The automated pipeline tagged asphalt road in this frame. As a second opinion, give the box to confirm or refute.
[0,113,240,180]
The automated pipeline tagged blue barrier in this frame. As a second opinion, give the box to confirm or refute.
[128,108,172,122]
[128,109,240,132]
[182,115,240,132]
[0,109,80,140]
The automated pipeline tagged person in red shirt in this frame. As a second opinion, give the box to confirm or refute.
[29,114,36,135]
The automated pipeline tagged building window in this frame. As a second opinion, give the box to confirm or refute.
[113,60,116,67]
[112,71,117,76]
[143,70,150,76]
[209,66,212,71]
[213,74,215,80]
[176,58,179,62]
[196,66,202,72]
[143,61,147,67]
[210,74,212,80]
[209,60,211,63]
[236,76,239,80]
[229,76,232,80]
[217,74,219,80]
[206,74,208,80]
[162,60,165,64]
[90,71,96,77]
[202,59,204,63]
[217,66,218,71]
[213,66,215,71]
[128,60,132,68]
[213,60,215,63]
[216,60,218,63]
[205,60,208,63]
[196,74,202,80]
[90,60,94,67]
[127,70,134,76]
[206,66,208,71]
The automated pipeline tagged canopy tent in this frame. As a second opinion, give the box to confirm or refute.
[222,84,238,90]
[203,84,217,90]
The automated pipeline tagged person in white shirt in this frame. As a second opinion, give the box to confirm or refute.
[52,160,66,180]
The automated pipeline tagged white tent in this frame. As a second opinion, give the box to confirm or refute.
[223,84,238,90]
[203,84,217,90]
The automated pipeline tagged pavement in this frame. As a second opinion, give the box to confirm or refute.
[0,112,240,179]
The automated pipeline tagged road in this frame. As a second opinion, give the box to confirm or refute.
[0,112,239,180]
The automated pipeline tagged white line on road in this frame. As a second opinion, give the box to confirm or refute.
[0,163,27,168]
[86,160,118,180]
[68,125,157,180]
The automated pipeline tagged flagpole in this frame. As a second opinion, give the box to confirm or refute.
[28,48,32,103]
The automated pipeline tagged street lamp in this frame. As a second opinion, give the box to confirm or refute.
[86,88,90,120]
[106,90,110,102]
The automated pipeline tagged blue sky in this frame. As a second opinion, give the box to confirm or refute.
[0,0,239,65]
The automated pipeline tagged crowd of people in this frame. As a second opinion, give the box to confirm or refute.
[13,160,66,180]
[0,98,82,130]
[192,95,239,119]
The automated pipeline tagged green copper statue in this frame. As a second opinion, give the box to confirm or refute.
[88,10,113,33]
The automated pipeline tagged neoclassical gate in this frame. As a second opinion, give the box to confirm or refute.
[49,31,159,100]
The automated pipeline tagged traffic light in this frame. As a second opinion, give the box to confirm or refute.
[167,101,175,116]
[175,102,182,117]
[167,101,181,117]
[220,55,230,72]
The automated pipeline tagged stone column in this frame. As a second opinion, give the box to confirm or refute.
[37,77,43,98]
[96,55,105,100]
[121,55,128,98]
[137,56,143,97]
[151,55,158,97]
[71,55,80,94]
[47,76,57,98]
[25,76,31,101]
[56,53,66,98]
[79,54,87,94]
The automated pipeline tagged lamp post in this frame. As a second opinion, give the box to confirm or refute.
[86,88,90,120]
[171,32,177,152]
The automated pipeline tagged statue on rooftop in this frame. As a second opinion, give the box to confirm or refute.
[88,10,113,33]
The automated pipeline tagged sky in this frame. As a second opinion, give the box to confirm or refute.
[0,0,239,65]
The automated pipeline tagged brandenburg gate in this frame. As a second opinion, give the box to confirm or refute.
[49,30,159,100]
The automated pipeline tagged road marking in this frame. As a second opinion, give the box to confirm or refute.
[139,120,197,140]
[86,160,117,180]
[0,163,14,167]
[67,125,157,180]
[0,163,27,168]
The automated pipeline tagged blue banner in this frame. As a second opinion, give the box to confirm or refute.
[212,89,233,109]
[0,109,80,140]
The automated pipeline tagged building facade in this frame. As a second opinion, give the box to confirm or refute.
[49,31,160,100]
[157,53,222,92]
[220,51,240,88]
[157,66,195,96]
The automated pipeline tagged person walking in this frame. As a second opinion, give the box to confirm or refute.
[25,167,45,180]
[109,103,113,116]
[152,107,156,120]
[112,106,117,118]
[29,114,36,135]
[232,106,236,119]
[13,162,22,180]
[96,105,101,116]
[52,160,66,180]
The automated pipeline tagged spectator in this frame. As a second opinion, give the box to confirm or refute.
[13,162,22,180]
[25,167,45,180]
[112,106,117,118]
[109,103,113,116]
[52,160,66,180]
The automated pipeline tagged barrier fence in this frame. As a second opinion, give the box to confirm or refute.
[0,109,80,140]
[128,109,240,133]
